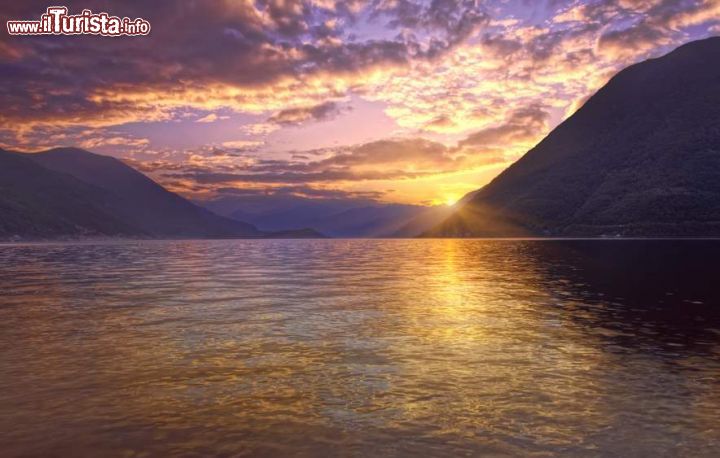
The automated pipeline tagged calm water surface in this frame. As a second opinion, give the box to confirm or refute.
[1,239,719,457]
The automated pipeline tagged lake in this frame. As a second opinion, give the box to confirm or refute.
[1,239,719,456]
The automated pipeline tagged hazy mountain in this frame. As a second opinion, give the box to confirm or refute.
[389,205,456,237]
[264,228,327,238]
[200,193,451,237]
[429,37,720,237]
[307,204,456,238]
[225,195,361,232]
[307,205,428,237]
[0,149,142,239]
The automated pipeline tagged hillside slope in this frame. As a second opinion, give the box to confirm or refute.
[0,150,142,239]
[26,148,264,238]
[429,37,720,237]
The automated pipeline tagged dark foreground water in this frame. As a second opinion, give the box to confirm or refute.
[1,239,719,457]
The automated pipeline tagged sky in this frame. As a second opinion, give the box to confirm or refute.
[1,0,719,207]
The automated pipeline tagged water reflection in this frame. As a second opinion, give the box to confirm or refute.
[0,240,718,456]
[522,240,720,354]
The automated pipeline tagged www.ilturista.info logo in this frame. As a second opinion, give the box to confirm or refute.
[7,6,150,36]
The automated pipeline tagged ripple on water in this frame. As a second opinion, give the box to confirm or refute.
[0,239,719,457]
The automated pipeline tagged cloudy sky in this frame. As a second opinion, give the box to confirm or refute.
[2,0,719,206]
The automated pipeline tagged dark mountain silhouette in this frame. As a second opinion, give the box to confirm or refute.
[1,147,321,240]
[201,193,452,237]
[25,148,263,238]
[429,37,720,237]
[0,149,142,239]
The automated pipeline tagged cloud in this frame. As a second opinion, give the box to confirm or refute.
[240,122,281,135]
[208,185,385,201]
[131,137,506,199]
[1,0,715,147]
[460,105,550,147]
[220,140,265,151]
[0,123,150,153]
[0,0,491,136]
[78,135,150,150]
[599,24,668,56]
[267,101,344,125]
[595,0,720,57]
[196,113,228,123]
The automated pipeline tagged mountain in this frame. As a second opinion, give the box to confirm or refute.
[225,195,360,232]
[429,37,720,237]
[389,205,457,237]
[23,148,264,238]
[200,193,452,237]
[0,149,142,239]
[264,228,327,239]
[305,204,452,238]
[0,147,328,240]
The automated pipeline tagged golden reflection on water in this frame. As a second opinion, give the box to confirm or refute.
[0,239,719,457]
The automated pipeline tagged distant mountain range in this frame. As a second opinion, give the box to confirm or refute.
[429,37,720,237]
[201,194,454,238]
[0,148,320,240]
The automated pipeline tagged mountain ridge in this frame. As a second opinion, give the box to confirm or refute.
[0,149,143,239]
[201,193,452,237]
[26,147,264,238]
[0,148,323,240]
[428,36,720,237]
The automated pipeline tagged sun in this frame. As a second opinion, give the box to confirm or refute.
[445,195,460,206]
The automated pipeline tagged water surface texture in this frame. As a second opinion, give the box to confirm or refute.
[1,240,719,457]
